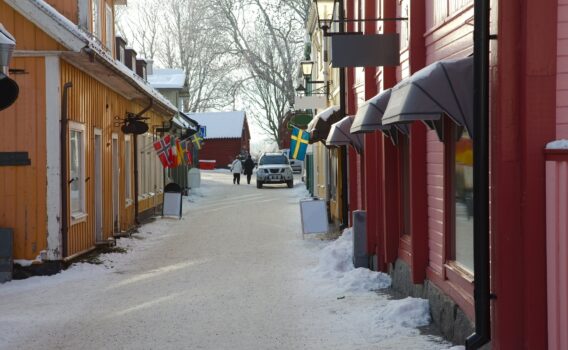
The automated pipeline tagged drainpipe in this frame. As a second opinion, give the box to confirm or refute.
[60,82,73,258]
[465,0,491,348]
[338,0,349,229]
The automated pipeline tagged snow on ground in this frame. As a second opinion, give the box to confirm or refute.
[1,171,461,350]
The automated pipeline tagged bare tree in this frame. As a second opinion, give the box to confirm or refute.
[118,0,309,145]
[117,0,162,60]
[211,0,308,146]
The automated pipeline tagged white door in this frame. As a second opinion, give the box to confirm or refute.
[94,129,103,242]
[112,134,120,233]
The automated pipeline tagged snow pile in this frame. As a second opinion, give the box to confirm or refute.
[444,347,466,350]
[546,139,568,149]
[313,229,391,292]
[378,297,431,328]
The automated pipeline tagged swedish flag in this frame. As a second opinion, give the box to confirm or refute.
[289,127,310,161]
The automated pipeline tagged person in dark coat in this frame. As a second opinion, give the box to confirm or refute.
[243,155,255,185]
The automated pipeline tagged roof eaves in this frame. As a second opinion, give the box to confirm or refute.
[7,0,178,115]
[5,0,86,52]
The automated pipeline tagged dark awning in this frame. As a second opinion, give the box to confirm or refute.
[350,89,409,144]
[180,112,199,131]
[307,105,342,144]
[382,57,473,138]
[351,89,391,133]
[326,116,364,152]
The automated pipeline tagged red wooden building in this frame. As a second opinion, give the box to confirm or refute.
[327,0,561,348]
[189,111,250,168]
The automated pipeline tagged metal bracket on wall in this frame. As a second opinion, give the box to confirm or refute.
[0,152,31,166]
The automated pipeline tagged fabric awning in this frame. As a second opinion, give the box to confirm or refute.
[326,116,364,152]
[307,105,342,144]
[382,56,473,139]
[351,89,392,133]
[350,89,409,136]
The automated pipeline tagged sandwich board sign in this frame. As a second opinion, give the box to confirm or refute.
[162,182,183,219]
[300,198,328,237]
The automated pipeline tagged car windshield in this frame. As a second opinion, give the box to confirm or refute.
[260,155,289,165]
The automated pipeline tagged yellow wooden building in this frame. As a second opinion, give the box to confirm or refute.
[0,0,177,263]
[304,2,345,229]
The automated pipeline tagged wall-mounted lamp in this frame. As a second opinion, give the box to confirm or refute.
[0,24,18,111]
[314,0,338,35]
[297,60,329,98]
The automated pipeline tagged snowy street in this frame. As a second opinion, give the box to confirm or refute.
[0,171,459,350]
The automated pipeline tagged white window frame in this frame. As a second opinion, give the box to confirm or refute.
[69,121,87,223]
[137,134,146,198]
[146,134,154,196]
[105,3,113,50]
[124,135,133,206]
[92,0,101,39]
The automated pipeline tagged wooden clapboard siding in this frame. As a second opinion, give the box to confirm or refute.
[0,2,65,51]
[0,57,47,260]
[557,0,568,138]
[61,61,166,256]
[44,0,79,25]
[422,1,474,318]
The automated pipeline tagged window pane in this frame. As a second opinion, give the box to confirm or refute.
[125,138,131,201]
[92,0,100,38]
[70,130,81,213]
[454,128,474,272]
[105,5,113,49]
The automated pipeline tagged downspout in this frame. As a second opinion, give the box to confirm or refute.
[60,82,73,258]
[339,0,349,229]
[133,100,153,225]
[466,0,491,348]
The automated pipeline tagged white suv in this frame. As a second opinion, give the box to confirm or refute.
[256,153,294,189]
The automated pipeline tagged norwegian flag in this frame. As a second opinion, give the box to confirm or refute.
[153,135,173,168]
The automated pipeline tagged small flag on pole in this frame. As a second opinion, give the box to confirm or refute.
[175,138,184,166]
[191,132,203,150]
[289,126,310,161]
[153,135,173,168]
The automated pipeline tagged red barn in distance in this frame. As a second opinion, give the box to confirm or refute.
[189,111,250,168]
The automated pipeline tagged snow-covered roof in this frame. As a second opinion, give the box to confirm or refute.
[546,139,568,149]
[4,0,177,114]
[188,111,247,139]
[147,68,186,89]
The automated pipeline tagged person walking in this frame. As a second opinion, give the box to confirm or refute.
[230,157,242,185]
[243,155,255,185]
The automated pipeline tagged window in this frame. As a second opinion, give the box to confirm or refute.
[105,3,113,50]
[452,126,474,273]
[124,136,132,205]
[69,122,86,221]
[398,1,409,50]
[145,135,152,195]
[400,134,411,235]
[137,134,145,196]
[329,149,338,199]
[119,46,125,64]
[92,0,101,39]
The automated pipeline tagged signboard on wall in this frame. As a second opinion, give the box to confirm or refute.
[295,95,327,110]
[331,34,400,68]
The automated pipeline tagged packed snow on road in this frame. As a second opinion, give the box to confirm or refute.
[0,171,465,350]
